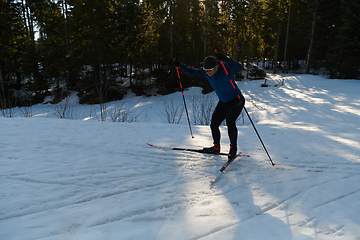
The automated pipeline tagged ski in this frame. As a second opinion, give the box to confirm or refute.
[210,155,242,184]
[147,143,250,157]
[147,143,250,184]
[147,143,226,155]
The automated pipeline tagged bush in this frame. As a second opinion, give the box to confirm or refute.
[78,88,124,104]
[249,66,266,80]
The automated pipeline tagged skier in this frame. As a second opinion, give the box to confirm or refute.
[173,51,245,160]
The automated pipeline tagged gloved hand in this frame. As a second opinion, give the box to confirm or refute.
[173,58,184,68]
[214,51,229,62]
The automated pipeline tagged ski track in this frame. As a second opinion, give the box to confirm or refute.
[190,176,359,240]
[0,180,168,222]
[182,157,360,240]
[313,188,360,209]
[1,149,201,223]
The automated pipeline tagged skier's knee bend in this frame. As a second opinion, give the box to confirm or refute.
[210,122,219,131]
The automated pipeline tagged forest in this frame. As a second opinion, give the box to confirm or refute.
[0,0,359,108]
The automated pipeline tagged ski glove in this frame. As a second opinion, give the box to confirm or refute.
[173,58,184,68]
[215,51,229,62]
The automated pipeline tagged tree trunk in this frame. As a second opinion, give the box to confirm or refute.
[234,39,238,61]
[273,26,281,74]
[283,0,291,73]
[305,0,318,74]
[169,0,173,60]
[0,64,4,97]
[246,0,253,79]
[273,0,283,74]
[204,0,208,56]
[129,64,133,86]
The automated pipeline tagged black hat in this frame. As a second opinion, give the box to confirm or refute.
[203,56,218,69]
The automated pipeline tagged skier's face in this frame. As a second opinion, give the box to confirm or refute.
[205,65,218,77]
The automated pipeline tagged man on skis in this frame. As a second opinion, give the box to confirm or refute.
[173,50,245,161]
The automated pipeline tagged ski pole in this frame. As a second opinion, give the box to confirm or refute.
[242,107,275,166]
[174,62,194,138]
[217,53,275,166]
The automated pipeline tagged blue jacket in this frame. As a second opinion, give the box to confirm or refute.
[180,58,243,103]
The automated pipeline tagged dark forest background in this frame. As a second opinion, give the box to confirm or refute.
[1,0,359,108]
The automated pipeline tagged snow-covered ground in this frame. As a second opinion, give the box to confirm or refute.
[1,74,360,240]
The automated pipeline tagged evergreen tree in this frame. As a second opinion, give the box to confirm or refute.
[34,0,68,95]
[71,0,120,102]
[284,0,308,70]
[20,0,47,91]
[0,0,12,96]
[219,0,248,61]
[2,0,358,109]
[327,0,360,79]
[204,0,222,55]
[0,0,29,91]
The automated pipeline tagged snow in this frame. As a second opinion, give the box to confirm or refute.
[1,73,360,240]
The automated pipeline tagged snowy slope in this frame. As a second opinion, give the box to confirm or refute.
[1,74,360,240]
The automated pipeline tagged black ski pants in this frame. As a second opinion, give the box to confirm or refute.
[210,96,245,147]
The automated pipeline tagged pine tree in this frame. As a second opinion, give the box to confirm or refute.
[335,0,360,78]
[34,0,68,95]
[0,0,29,91]
[71,0,121,104]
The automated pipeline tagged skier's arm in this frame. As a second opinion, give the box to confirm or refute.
[214,51,243,75]
[180,65,207,78]
[173,58,206,78]
[226,58,244,75]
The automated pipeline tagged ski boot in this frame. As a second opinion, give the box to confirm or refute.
[202,144,220,154]
[228,144,237,161]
